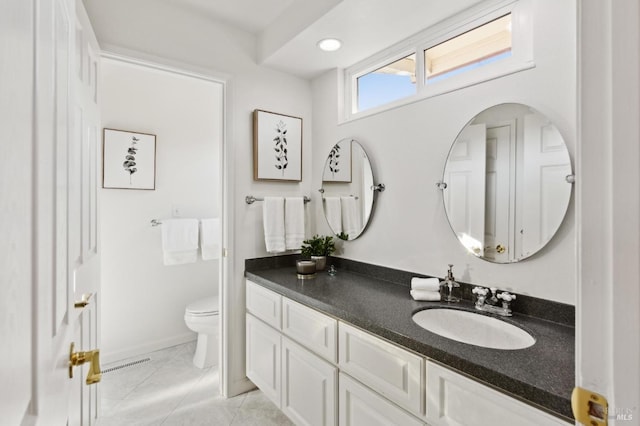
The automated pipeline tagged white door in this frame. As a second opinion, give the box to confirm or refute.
[520,113,571,259]
[69,1,102,424]
[483,123,514,262]
[443,123,487,256]
[0,0,101,424]
[0,0,38,424]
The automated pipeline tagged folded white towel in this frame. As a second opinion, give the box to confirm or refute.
[323,197,342,234]
[411,277,441,292]
[161,218,199,265]
[285,197,305,250]
[263,197,286,253]
[410,290,441,302]
[200,218,221,260]
[341,196,361,238]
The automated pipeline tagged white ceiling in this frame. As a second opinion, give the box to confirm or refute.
[83,0,484,79]
[163,0,296,33]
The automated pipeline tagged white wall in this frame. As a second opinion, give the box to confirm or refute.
[99,58,223,362]
[311,0,577,304]
[226,66,314,394]
[577,0,640,415]
[94,50,313,393]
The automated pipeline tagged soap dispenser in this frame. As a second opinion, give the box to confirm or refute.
[440,264,460,303]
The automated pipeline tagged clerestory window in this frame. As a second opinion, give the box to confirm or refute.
[345,2,533,121]
[424,14,512,84]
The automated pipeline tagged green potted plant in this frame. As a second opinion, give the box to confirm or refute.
[300,235,336,271]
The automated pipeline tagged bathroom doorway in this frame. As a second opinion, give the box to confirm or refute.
[97,54,227,409]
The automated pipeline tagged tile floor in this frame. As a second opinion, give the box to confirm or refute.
[97,342,294,425]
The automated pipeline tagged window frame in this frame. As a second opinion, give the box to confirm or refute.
[352,49,419,114]
[343,0,534,122]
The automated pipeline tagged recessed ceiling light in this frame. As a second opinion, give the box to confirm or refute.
[317,38,342,52]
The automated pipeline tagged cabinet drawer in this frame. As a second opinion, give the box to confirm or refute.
[283,298,337,363]
[282,337,338,426]
[339,373,425,426]
[425,361,567,426]
[246,280,282,329]
[246,313,281,408]
[338,322,423,416]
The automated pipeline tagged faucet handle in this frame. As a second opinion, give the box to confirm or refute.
[497,291,516,302]
[472,286,488,296]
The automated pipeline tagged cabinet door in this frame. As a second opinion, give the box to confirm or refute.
[283,297,337,362]
[246,314,281,407]
[246,280,282,329]
[339,373,425,426]
[282,337,337,426]
[425,361,568,425]
[339,322,423,416]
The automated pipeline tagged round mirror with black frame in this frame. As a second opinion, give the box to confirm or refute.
[441,103,573,263]
[320,139,376,241]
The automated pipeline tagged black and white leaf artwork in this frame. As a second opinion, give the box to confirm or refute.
[328,143,341,178]
[274,120,288,175]
[123,136,139,184]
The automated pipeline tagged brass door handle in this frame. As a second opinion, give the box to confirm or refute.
[74,293,93,309]
[69,342,102,385]
[485,244,506,254]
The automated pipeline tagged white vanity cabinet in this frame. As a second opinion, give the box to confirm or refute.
[245,279,569,426]
[246,313,281,406]
[246,280,338,426]
[246,280,282,329]
[338,322,423,416]
[425,361,567,426]
[282,336,338,425]
[339,372,425,426]
[283,297,338,363]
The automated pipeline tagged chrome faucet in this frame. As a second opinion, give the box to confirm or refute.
[472,286,516,317]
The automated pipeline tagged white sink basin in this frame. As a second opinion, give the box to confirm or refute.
[412,308,535,350]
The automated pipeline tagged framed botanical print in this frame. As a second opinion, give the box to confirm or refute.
[103,128,156,190]
[253,109,302,181]
[322,139,352,183]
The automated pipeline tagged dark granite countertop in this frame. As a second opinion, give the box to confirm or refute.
[245,258,574,422]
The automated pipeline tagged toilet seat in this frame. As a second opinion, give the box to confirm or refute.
[185,296,219,316]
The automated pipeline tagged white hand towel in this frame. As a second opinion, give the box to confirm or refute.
[410,290,441,302]
[263,197,286,253]
[341,196,361,238]
[285,197,305,250]
[200,218,221,260]
[323,197,342,234]
[161,218,199,265]
[411,277,441,292]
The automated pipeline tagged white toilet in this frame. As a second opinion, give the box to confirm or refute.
[184,296,220,369]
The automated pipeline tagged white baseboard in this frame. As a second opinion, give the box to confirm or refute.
[102,332,196,365]
[226,377,256,398]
